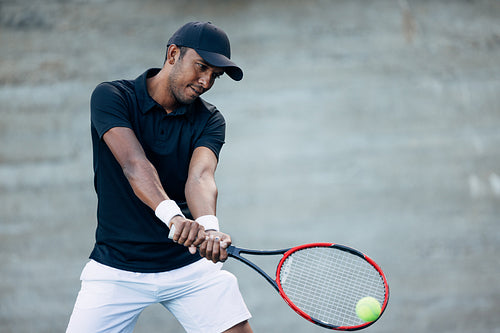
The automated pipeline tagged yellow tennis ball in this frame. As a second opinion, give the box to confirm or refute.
[355,297,381,322]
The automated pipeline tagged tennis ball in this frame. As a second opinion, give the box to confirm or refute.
[355,297,381,322]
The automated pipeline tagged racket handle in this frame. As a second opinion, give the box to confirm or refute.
[168,224,176,239]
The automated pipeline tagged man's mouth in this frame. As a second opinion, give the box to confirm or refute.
[190,85,204,96]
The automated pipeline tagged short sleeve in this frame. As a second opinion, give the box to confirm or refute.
[194,110,226,160]
[90,82,132,139]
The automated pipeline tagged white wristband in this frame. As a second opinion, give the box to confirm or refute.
[195,215,219,231]
[155,200,184,227]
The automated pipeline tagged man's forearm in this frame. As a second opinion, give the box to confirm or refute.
[123,157,169,210]
[185,174,218,220]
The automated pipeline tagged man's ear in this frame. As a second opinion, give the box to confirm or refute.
[166,44,179,65]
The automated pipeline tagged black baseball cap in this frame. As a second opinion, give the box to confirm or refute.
[167,21,243,81]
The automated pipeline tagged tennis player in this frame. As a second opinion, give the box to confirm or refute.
[66,21,253,333]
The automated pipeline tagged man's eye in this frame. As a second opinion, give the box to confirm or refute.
[197,63,207,71]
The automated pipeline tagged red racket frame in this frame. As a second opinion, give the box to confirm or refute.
[275,243,389,331]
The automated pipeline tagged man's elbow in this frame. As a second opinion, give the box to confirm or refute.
[186,174,217,194]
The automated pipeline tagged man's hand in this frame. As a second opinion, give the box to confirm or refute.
[169,215,205,254]
[199,230,232,263]
[168,219,232,262]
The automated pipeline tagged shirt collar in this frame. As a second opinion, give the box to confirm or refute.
[134,68,197,123]
[134,68,160,114]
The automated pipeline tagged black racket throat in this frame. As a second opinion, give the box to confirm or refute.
[226,245,290,292]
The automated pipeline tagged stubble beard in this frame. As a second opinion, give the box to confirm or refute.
[167,63,198,106]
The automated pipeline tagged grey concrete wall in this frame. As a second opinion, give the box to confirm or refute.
[1,0,499,332]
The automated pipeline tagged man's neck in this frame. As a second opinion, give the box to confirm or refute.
[146,70,177,113]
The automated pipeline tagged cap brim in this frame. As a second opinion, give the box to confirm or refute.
[196,49,243,81]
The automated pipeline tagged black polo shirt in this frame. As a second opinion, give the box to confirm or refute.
[89,68,226,272]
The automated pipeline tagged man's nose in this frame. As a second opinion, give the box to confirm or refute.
[198,73,214,89]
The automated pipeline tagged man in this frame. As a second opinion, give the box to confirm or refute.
[66,22,253,333]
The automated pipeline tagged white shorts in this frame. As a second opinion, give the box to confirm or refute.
[66,259,251,333]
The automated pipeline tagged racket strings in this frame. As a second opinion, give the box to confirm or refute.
[279,247,386,327]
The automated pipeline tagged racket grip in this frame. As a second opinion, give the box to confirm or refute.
[168,224,176,239]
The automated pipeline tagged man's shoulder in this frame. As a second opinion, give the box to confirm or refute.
[92,69,158,109]
[195,98,219,115]
[187,98,225,126]
[93,78,135,97]
[90,78,139,115]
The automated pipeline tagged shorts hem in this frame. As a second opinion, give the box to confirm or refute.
[213,312,252,333]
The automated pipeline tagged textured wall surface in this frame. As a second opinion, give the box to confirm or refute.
[1,0,499,332]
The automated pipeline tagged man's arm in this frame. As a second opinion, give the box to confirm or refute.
[102,126,205,249]
[185,146,232,262]
[103,127,166,209]
[185,146,219,218]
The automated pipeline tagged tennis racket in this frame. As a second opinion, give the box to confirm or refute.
[168,226,389,331]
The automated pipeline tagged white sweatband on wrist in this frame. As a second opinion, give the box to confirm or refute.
[155,200,184,227]
[195,215,219,231]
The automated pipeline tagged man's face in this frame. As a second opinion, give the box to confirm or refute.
[168,48,224,105]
